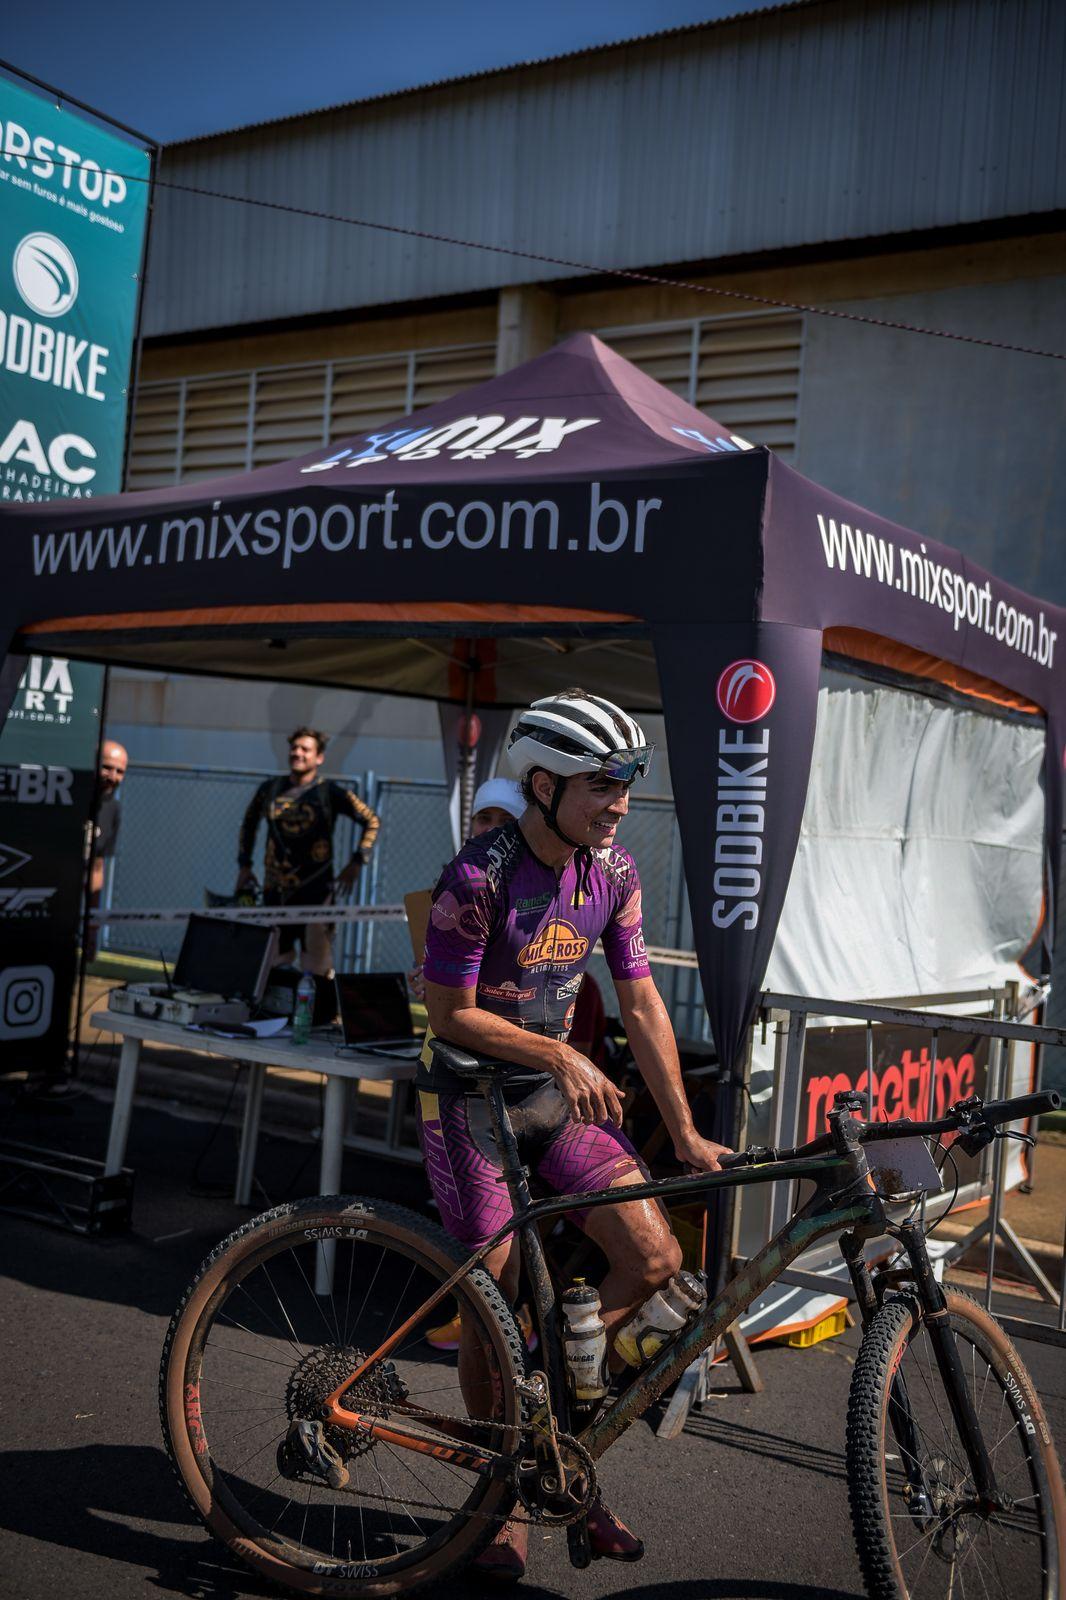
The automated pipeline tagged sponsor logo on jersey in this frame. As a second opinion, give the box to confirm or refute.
[555,973,583,999]
[514,892,553,917]
[518,920,589,968]
[715,659,777,725]
[563,1002,576,1032]
[479,980,536,1002]
[430,889,485,942]
[627,930,647,961]
[616,888,642,927]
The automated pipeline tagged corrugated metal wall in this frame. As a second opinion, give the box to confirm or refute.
[143,0,1066,337]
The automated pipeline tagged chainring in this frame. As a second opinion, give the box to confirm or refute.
[515,1431,598,1526]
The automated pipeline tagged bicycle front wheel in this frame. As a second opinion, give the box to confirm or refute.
[847,1289,1066,1599]
[161,1195,528,1597]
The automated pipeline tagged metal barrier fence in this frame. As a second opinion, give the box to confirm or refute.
[756,991,1066,1349]
[103,761,710,1036]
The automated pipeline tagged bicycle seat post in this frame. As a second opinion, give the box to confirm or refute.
[480,1073,536,1216]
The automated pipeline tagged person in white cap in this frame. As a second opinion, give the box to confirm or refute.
[468,776,525,836]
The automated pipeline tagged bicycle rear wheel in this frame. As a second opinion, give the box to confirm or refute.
[847,1289,1066,1599]
[161,1195,528,1597]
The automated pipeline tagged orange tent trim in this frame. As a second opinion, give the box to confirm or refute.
[23,600,640,634]
[824,627,1042,716]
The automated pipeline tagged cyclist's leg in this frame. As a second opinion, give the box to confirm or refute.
[581,1169,683,1353]
[416,1090,521,1414]
[536,1108,682,1356]
[416,1089,529,1577]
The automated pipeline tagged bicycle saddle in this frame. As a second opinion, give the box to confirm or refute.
[427,1038,502,1078]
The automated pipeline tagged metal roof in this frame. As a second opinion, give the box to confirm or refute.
[143,0,1066,339]
[166,1,823,148]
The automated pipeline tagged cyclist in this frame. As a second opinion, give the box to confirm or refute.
[419,688,731,1579]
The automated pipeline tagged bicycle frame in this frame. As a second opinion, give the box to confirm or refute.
[321,1077,1001,1514]
[323,1098,879,1461]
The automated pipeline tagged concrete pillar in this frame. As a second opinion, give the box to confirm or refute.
[495,286,558,374]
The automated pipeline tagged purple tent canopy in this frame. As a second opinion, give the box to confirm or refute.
[3,331,1063,1079]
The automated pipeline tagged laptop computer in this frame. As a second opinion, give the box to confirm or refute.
[175,914,275,1004]
[334,971,421,1057]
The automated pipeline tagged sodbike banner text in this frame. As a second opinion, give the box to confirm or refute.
[0,72,151,1076]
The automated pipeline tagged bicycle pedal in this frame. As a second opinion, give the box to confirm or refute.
[277,1419,350,1489]
[567,1519,592,1569]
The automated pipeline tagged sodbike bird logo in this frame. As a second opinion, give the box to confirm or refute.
[13,233,79,318]
[715,659,777,724]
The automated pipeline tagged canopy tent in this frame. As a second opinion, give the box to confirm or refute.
[3,332,1064,1083]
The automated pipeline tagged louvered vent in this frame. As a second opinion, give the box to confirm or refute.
[597,311,803,458]
[128,342,498,487]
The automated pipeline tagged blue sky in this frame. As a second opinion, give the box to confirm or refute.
[2,1,779,144]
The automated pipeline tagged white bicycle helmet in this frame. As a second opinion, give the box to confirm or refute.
[507,690,653,784]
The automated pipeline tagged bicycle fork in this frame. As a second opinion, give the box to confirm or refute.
[843,1222,1004,1519]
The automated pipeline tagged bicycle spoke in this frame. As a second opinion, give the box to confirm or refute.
[168,1206,523,1584]
[863,1302,1053,1600]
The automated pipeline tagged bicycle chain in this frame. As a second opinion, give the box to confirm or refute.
[320,1376,599,1529]
[322,1429,596,1528]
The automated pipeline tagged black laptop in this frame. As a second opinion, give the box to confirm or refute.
[334,971,420,1057]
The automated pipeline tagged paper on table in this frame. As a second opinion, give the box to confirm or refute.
[189,1015,290,1039]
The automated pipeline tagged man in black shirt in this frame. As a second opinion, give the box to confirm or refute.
[236,727,380,974]
[90,740,127,898]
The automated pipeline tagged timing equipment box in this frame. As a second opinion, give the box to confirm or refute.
[108,984,250,1027]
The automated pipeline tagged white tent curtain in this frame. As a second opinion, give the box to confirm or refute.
[766,670,1045,998]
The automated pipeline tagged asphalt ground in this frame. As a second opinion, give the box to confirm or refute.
[1,1082,1064,1600]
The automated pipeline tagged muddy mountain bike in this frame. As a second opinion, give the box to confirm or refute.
[160,1037,1065,1598]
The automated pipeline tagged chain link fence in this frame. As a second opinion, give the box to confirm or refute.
[104,761,709,1036]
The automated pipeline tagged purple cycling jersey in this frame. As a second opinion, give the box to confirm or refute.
[422,820,651,1044]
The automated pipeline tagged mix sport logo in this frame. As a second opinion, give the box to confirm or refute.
[300,415,601,472]
[13,233,79,318]
[518,920,589,968]
[716,659,777,724]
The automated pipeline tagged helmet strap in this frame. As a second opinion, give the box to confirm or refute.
[534,775,594,904]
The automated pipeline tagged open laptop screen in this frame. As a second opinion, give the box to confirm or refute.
[335,971,414,1044]
[174,915,275,1002]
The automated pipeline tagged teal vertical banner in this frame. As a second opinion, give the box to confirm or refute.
[0,73,152,1074]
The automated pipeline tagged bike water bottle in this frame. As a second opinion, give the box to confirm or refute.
[615,1270,707,1367]
[665,1270,707,1321]
[292,973,315,1045]
[561,1280,608,1405]
[614,1288,686,1367]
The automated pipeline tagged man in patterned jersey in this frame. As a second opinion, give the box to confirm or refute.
[419,689,731,1578]
[235,727,380,975]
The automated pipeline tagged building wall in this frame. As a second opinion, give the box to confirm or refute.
[141,0,1066,337]
[132,229,1066,599]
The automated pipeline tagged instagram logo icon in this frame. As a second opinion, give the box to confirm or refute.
[0,965,54,1040]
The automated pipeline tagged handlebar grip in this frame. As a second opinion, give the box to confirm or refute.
[983,1091,1061,1125]
[717,1150,753,1170]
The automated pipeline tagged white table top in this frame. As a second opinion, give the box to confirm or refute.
[89,1010,418,1081]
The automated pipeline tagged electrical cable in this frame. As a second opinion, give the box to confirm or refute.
[189,1061,246,1195]
[4,146,1065,363]
[923,1138,961,1240]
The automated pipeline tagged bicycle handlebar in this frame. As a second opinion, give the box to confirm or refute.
[720,1088,1061,1169]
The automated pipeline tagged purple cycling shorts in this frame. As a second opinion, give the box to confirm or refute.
[416,1079,647,1250]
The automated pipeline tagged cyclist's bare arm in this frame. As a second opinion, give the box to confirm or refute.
[425,980,625,1127]
[615,976,731,1171]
